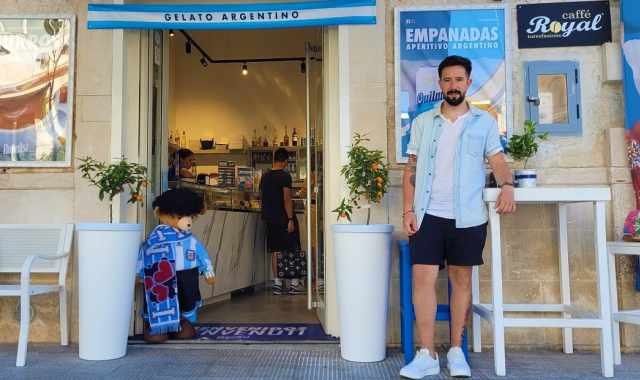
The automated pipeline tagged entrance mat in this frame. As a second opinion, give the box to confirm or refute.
[129,323,338,344]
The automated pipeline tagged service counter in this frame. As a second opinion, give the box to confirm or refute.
[178,181,307,304]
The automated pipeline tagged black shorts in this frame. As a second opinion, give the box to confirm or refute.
[176,267,201,312]
[142,267,201,319]
[409,213,487,268]
[266,218,300,252]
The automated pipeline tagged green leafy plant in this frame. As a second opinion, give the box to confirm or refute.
[506,120,549,169]
[78,156,150,223]
[332,133,389,224]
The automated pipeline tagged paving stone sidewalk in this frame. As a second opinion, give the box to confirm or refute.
[1,343,639,379]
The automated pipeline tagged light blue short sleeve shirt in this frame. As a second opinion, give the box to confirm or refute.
[407,102,503,229]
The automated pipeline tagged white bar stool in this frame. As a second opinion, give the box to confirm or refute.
[607,240,640,365]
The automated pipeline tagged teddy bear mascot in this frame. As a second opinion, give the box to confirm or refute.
[137,188,215,343]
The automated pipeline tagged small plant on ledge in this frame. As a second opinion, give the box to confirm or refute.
[78,156,150,223]
[506,120,549,169]
[332,133,389,224]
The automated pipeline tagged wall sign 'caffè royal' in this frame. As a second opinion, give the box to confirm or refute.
[517,1,612,49]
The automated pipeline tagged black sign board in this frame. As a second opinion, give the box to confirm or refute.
[517,1,611,48]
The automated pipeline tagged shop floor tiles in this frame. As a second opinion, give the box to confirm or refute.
[198,289,319,324]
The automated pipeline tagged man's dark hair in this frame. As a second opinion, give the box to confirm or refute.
[274,147,289,163]
[438,55,472,78]
[177,148,194,159]
[152,188,204,216]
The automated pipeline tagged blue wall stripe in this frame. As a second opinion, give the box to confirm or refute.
[87,16,376,30]
[88,0,375,13]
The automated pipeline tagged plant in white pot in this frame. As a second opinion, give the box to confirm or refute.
[506,120,548,187]
[75,156,149,361]
[331,133,394,363]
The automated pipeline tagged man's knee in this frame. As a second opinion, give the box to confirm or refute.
[448,266,472,290]
[413,265,439,289]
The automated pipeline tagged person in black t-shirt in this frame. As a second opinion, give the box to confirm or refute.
[259,148,304,295]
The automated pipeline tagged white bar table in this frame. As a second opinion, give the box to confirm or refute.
[472,187,613,377]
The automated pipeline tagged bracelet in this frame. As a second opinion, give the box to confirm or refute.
[499,182,514,188]
[402,210,415,217]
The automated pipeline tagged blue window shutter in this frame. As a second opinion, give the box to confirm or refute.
[524,61,582,136]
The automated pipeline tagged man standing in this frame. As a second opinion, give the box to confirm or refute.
[260,147,305,295]
[400,56,516,379]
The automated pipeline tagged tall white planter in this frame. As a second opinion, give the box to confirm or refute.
[332,224,393,362]
[76,223,142,361]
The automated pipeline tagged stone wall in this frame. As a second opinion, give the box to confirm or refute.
[372,0,639,351]
[0,0,112,344]
[1,0,639,353]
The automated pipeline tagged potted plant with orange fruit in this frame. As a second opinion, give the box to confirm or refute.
[331,133,394,363]
[75,156,149,361]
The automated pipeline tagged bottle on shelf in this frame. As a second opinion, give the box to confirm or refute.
[262,125,269,147]
[180,130,188,148]
[292,128,298,146]
[283,125,290,146]
[252,129,258,147]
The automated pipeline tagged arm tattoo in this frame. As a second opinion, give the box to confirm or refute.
[407,157,417,188]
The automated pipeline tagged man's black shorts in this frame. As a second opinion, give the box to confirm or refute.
[266,217,301,252]
[409,213,487,267]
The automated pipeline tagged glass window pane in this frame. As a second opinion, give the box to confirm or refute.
[537,74,568,124]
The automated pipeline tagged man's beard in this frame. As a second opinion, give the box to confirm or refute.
[444,90,465,106]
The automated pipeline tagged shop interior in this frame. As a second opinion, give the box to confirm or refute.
[160,27,325,326]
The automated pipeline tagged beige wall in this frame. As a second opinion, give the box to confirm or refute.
[168,28,321,149]
[0,0,112,344]
[373,0,638,351]
[2,0,639,354]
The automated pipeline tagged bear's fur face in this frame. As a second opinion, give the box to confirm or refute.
[154,208,194,232]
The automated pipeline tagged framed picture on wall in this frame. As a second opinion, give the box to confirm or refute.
[394,6,511,163]
[0,15,75,167]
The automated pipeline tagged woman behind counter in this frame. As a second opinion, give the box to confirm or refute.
[169,148,197,181]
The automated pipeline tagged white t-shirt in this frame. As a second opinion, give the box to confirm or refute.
[426,112,470,219]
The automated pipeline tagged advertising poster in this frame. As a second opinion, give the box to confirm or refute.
[395,7,508,163]
[622,0,640,207]
[0,17,74,166]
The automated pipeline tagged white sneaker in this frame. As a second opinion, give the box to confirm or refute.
[399,348,440,379]
[446,346,471,378]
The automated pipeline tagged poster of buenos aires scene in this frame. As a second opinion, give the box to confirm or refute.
[0,16,75,167]
[395,7,508,163]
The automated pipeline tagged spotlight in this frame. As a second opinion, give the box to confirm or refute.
[241,63,248,76]
[300,61,306,74]
[185,41,192,54]
[200,57,208,67]
[169,29,175,37]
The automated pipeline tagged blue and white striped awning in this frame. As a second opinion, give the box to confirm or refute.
[87,0,376,30]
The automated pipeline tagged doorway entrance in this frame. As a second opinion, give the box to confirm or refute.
[142,26,327,335]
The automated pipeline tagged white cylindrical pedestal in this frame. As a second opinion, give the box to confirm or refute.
[76,223,142,361]
[332,224,393,362]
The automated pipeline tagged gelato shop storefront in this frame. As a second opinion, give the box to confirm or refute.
[86,0,376,339]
